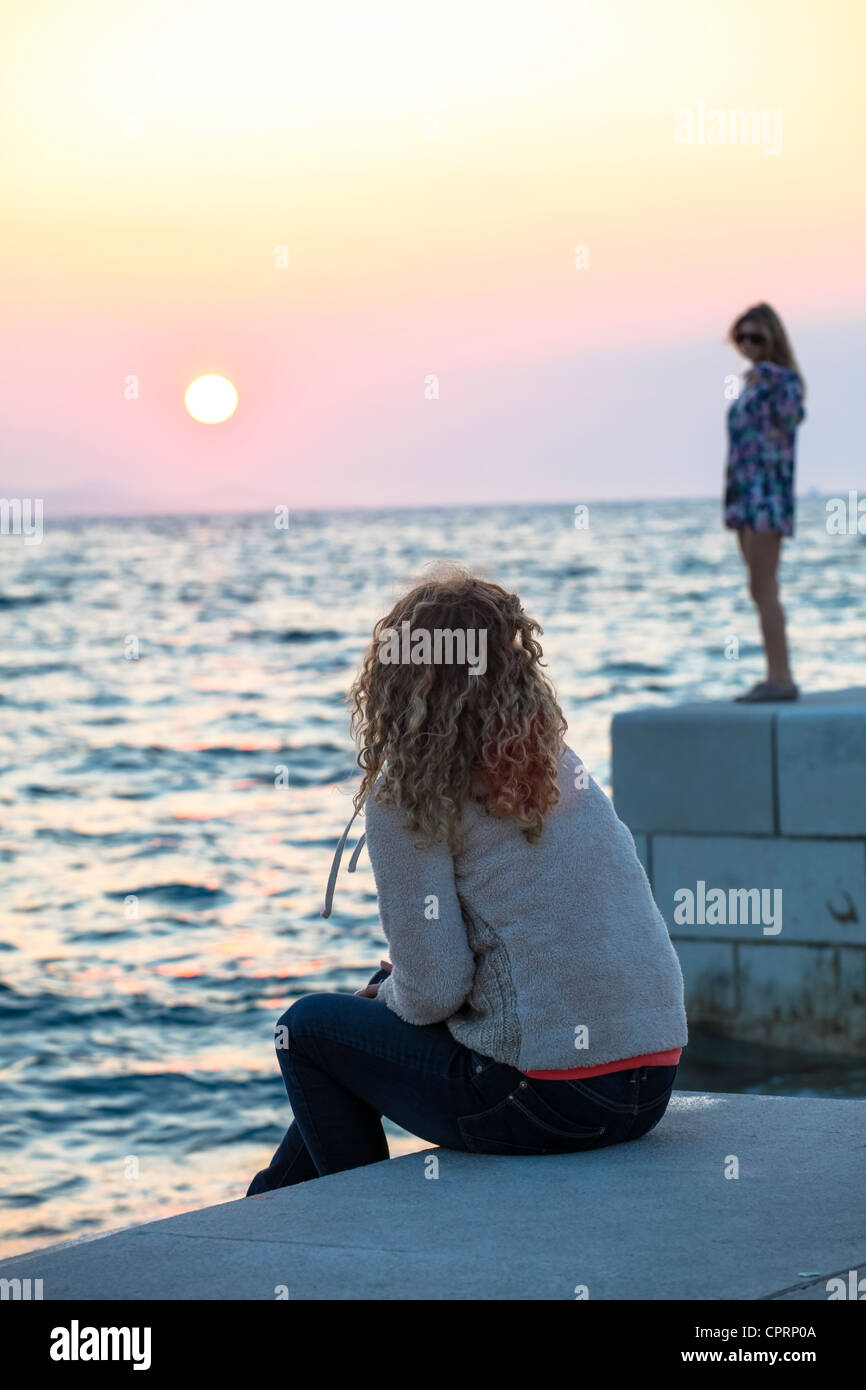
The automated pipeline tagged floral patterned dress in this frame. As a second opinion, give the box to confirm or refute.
[724,362,805,535]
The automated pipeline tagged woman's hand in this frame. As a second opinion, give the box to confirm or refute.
[354,960,393,997]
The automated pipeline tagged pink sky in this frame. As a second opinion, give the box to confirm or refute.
[3,0,865,513]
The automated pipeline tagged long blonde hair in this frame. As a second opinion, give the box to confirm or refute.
[348,565,567,850]
[729,302,805,395]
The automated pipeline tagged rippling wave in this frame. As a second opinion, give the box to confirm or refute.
[1,500,864,1256]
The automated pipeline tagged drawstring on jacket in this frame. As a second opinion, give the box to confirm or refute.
[320,803,367,918]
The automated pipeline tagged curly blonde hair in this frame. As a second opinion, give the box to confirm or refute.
[348,566,567,849]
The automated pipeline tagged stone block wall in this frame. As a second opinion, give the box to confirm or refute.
[612,689,866,1053]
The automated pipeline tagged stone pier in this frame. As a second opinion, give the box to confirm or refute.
[612,689,866,1054]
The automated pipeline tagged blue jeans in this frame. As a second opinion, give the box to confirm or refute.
[246,971,678,1194]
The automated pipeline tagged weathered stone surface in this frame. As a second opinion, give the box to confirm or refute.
[653,835,866,946]
[613,701,776,834]
[1,1093,864,1301]
[672,940,737,1018]
[735,943,845,1051]
[631,832,649,874]
[777,696,866,836]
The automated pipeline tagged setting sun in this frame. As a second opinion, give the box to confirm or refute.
[184,374,237,424]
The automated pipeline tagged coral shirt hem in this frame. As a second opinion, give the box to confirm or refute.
[521,1047,683,1081]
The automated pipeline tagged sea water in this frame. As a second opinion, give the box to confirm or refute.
[0,499,864,1256]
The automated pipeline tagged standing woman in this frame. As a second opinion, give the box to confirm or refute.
[724,303,806,702]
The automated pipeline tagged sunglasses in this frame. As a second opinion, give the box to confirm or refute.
[735,331,766,347]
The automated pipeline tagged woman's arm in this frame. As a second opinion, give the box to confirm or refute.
[750,362,805,431]
[363,793,476,1025]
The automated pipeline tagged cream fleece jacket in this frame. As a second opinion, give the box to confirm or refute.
[364,746,687,1071]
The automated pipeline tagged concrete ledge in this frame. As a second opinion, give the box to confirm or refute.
[778,699,866,836]
[613,701,777,835]
[1,1093,863,1301]
[613,688,866,837]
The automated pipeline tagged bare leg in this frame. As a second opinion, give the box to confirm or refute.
[745,532,793,687]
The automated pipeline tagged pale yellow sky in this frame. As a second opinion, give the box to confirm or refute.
[2,0,864,509]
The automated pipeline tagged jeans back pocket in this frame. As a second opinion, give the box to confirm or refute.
[458,1080,608,1155]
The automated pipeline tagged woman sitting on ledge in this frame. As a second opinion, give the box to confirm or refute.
[247,568,687,1193]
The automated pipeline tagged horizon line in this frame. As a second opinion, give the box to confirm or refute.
[15,491,835,524]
